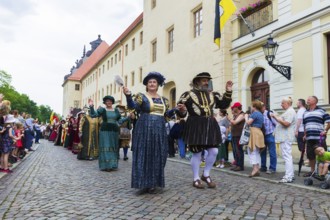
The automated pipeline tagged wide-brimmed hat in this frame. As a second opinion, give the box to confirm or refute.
[76,111,85,117]
[5,114,16,124]
[116,104,126,110]
[192,72,212,85]
[143,71,166,86]
[231,102,242,109]
[103,95,115,104]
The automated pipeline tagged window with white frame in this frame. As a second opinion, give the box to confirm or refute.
[168,27,174,53]
[151,39,157,63]
[193,7,203,38]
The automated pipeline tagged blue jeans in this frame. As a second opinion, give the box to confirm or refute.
[178,138,186,158]
[35,130,41,143]
[261,133,277,171]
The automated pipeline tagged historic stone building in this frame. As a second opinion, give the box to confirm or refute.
[231,0,330,156]
[62,0,238,115]
[62,0,330,159]
[231,0,330,108]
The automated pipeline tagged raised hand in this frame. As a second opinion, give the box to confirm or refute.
[226,81,233,91]
[88,99,94,106]
[123,86,131,95]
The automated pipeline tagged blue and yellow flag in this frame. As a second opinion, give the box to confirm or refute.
[214,0,237,47]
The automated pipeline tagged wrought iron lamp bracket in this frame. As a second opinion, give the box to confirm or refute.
[269,62,291,80]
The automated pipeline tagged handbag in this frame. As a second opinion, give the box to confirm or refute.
[239,123,250,145]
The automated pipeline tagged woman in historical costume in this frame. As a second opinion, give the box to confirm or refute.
[123,71,176,194]
[54,120,65,146]
[89,96,127,171]
[77,108,99,160]
[48,120,58,142]
[64,116,75,150]
[72,112,83,154]
[116,105,132,161]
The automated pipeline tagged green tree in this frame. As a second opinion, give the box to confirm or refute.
[0,70,12,86]
[37,105,53,123]
[0,70,56,121]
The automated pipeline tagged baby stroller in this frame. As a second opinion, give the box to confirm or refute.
[304,165,330,189]
[304,135,330,189]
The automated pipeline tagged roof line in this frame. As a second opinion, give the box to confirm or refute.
[87,12,143,75]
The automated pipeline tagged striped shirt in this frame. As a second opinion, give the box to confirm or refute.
[303,106,330,140]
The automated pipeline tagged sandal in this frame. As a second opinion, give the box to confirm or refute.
[193,179,205,189]
[201,175,216,188]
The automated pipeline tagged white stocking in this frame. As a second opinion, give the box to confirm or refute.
[203,148,218,177]
[191,152,202,181]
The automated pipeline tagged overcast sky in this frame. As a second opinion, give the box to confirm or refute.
[0,0,143,115]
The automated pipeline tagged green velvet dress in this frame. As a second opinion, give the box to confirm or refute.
[90,107,121,170]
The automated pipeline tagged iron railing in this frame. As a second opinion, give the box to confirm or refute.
[239,3,273,37]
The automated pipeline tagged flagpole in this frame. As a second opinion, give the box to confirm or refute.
[238,13,255,37]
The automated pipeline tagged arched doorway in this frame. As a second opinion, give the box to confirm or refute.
[250,69,270,109]
[163,81,176,109]
[170,88,176,108]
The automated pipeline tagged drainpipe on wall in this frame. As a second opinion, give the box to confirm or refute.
[96,69,99,107]
[119,40,125,105]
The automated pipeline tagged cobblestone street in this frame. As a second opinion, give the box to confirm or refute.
[0,141,330,219]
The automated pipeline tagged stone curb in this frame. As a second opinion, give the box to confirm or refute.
[167,157,330,195]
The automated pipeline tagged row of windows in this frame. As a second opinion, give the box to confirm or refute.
[80,3,204,105]
[82,67,143,106]
[82,5,202,90]
[82,31,144,89]
[150,7,202,63]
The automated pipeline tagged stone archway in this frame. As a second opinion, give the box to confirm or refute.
[241,59,273,110]
[163,81,176,108]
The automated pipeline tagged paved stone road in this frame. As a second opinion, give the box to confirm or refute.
[0,141,330,220]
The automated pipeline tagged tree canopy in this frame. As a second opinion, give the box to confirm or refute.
[0,70,57,123]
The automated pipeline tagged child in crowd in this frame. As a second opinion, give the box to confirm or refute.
[216,125,227,168]
[0,115,18,173]
[12,123,24,160]
[315,146,330,181]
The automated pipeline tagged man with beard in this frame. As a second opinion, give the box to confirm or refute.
[177,72,232,189]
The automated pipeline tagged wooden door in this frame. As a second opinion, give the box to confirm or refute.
[250,69,270,109]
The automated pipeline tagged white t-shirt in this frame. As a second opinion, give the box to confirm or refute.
[220,125,227,144]
[166,120,175,135]
[296,107,306,132]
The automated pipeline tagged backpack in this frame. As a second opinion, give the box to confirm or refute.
[267,110,276,127]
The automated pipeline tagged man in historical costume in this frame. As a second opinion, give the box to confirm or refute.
[116,104,132,161]
[77,107,99,160]
[177,72,233,189]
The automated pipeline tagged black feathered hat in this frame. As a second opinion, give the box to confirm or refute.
[143,71,166,86]
[192,72,212,85]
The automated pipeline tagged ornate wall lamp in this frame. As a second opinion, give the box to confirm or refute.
[262,36,291,80]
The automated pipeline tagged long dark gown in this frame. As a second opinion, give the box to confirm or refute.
[77,115,99,160]
[126,93,174,189]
